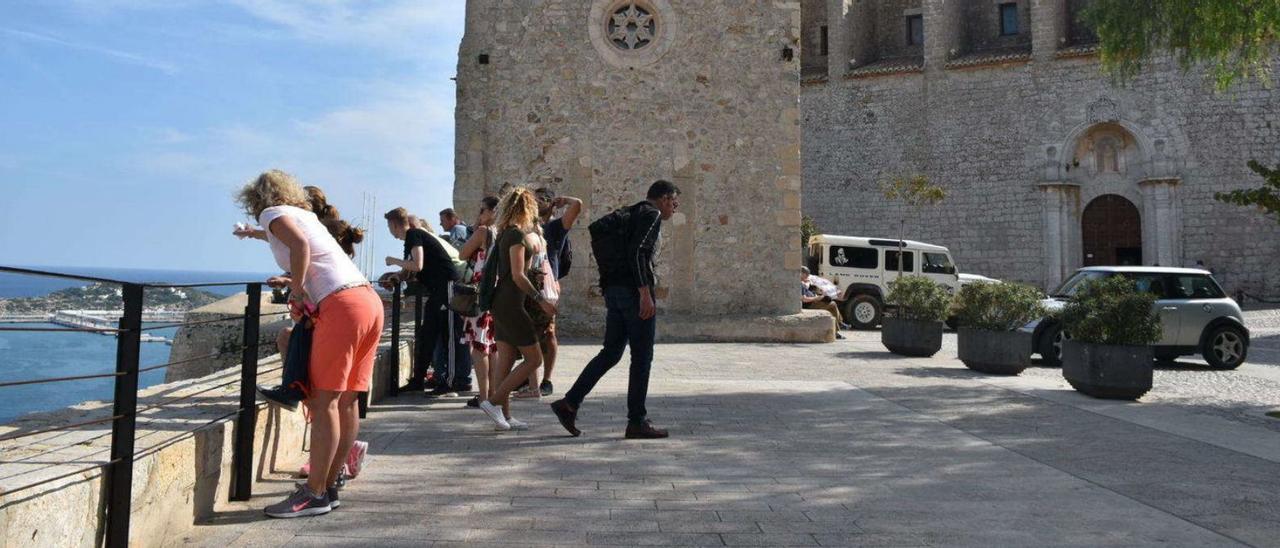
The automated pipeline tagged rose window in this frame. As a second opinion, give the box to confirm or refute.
[608,3,656,51]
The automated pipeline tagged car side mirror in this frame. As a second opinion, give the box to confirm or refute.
[944,266,957,275]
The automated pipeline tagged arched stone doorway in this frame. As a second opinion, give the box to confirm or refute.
[1039,100,1187,288]
[1082,194,1142,266]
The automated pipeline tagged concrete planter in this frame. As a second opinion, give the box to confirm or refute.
[957,328,1031,375]
[881,318,943,357]
[1062,340,1153,400]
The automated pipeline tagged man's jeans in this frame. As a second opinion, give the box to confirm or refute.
[565,285,656,425]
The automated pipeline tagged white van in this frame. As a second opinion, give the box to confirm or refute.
[807,235,961,329]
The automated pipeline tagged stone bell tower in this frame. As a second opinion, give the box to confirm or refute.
[453,0,832,342]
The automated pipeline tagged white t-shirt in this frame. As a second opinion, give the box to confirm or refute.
[258,205,367,304]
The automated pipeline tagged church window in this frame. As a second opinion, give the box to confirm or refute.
[906,15,924,46]
[999,3,1019,36]
[608,3,656,51]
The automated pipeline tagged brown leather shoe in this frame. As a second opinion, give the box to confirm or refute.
[550,399,581,437]
[624,420,669,439]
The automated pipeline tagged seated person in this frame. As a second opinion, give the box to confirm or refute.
[801,267,849,336]
[806,270,841,302]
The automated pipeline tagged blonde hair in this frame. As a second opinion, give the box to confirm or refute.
[237,170,310,219]
[496,186,539,233]
[411,215,436,234]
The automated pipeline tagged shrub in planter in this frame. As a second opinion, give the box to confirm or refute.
[881,275,950,357]
[952,281,1045,375]
[1059,276,1161,400]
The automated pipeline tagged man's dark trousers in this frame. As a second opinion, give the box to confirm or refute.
[564,285,656,425]
[413,283,448,385]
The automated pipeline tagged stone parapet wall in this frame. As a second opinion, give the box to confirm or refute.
[0,336,412,547]
[167,292,290,383]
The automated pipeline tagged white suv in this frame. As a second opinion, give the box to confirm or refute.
[1028,266,1250,370]
[808,235,960,329]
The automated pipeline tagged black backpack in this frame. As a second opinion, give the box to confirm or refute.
[588,204,638,278]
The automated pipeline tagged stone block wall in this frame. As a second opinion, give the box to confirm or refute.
[801,0,1280,295]
[167,292,290,383]
[456,0,830,339]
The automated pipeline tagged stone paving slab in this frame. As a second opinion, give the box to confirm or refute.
[179,335,1280,547]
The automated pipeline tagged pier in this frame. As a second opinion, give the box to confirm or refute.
[0,309,186,343]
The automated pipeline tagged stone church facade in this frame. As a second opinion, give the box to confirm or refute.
[453,0,832,341]
[800,0,1280,295]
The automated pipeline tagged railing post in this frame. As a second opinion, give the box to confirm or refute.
[106,283,143,548]
[231,283,261,502]
[387,283,402,397]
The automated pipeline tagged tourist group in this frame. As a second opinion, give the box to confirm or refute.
[232,170,681,518]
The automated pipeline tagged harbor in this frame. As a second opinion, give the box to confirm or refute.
[0,309,185,344]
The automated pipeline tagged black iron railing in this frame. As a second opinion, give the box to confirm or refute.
[0,266,325,547]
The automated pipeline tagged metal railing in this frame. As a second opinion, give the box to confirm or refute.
[0,266,301,547]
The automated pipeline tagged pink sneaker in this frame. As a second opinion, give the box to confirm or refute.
[345,440,369,479]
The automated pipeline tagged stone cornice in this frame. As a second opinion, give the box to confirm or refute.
[945,47,1032,70]
[844,56,925,79]
[1055,43,1101,59]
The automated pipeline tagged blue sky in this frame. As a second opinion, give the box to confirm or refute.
[0,0,466,276]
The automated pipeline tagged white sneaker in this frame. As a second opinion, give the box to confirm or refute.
[506,417,529,430]
[479,401,510,430]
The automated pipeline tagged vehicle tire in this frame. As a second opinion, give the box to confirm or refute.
[1153,348,1181,363]
[1202,325,1248,370]
[1037,322,1067,367]
[844,295,883,330]
[944,316,959,331]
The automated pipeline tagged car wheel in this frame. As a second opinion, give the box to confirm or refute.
[1203,325,1248,370]
[1038,323,1067,367]
[944,316,959,331]
[845,295,882,330]
[1153,348,1181,363]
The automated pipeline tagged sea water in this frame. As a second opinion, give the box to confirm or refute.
[0,267,274,423]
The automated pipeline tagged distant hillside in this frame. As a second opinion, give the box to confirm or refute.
[0,283,223,314]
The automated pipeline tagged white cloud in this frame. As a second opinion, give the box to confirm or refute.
[135,78,457,193]
[0,27,178,74]
[225,0,466,60]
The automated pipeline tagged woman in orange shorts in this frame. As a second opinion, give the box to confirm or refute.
[237,170,383,518]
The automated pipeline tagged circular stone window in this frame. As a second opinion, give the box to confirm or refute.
[590,0,678,68]
[608,3,656,50]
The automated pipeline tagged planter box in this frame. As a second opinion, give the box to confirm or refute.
[957,328,1031,375]
[881,318,943,357]
[1062,340,1153,400]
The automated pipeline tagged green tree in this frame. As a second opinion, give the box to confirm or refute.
[1215,160,1280,223]
[1082,0,1280,91]
[882,175,945,276]
[800,215,819,250]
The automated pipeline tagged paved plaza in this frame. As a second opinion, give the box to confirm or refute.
[184,314,1280,547]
